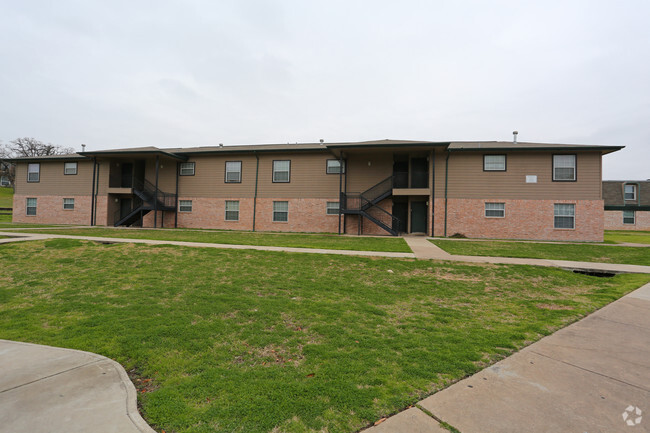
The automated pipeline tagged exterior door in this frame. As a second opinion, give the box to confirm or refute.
[121,163,133,188]
[411,158,428,188]
[392,201,408,233]
[120,198,132,219]
[411,201,427,233]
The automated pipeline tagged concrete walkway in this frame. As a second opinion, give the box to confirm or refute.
[0,340,154,433]
[1,231,649,274]
[365,282,650,433]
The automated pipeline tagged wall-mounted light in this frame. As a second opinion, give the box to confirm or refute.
[367,161,371,166]
[115,198,119,203]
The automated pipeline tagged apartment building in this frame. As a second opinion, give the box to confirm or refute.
[9,139,622,241]
[603,180,650,230]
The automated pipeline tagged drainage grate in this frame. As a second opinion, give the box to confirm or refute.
[572,269,616,278]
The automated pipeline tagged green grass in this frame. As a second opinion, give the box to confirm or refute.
[27,227,412,252]
[1,239,648,433]
[0,187,12,208]
[605,230,650,245]
[431,239,650,266]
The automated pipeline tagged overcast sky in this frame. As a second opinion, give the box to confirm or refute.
[1,1,648,179]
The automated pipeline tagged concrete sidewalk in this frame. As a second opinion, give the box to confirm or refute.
[365,282,650,433]
[0,340,154,433]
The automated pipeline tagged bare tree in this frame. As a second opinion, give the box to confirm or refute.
[0,138,75,186]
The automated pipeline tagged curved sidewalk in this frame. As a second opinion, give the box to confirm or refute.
[0,340,154,433]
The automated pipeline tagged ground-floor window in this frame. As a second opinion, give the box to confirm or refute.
[225,200,239,221]
[484,202,505,217]
[26,198,37,216]
[273,201,288,222]
[554,203,575,229]
[623,210,635,225]
[63,198,75,210]
[179,200,193,212]
[326,202,339,215]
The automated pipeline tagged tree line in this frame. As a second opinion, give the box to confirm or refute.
[1,138,75,186]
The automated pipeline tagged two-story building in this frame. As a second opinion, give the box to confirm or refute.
[8,139,622,241]
[603,180,650,230]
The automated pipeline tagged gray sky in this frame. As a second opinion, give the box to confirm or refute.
[1,0,648,179]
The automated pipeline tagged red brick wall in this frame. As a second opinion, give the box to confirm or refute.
[433,198,603,241]
[604,210,650,230]
[344,198,393,235]
[13,194,92,225]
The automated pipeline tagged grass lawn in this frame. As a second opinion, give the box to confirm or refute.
[1,240,648,433]
[431,239,650,266]
[605,230,650,245]
[27,227,412,252]
[0,187,12,208]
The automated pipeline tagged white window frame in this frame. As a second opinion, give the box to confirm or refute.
[273,201,289,222]
[623,210,635,225]
[225,200,239,221]
[27,163,40,182]
[624,184,637,200]
[63,198,75,210]
[326,202,339,215]
[26,198,37,216]
[179,162,195,176]
[553,155,576,181]
[554,203,575,229]
[483,155,506,171]
[484,202,505,218]
[0,175,9,186]
[64,162,78,175]
[272,160,290,183]
[225,161,242,183]
[179,200,193,212]
[326,159,345,174]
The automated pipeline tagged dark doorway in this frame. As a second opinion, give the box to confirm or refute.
[411,158,428,188]
[393,157,409,188]
[121,163,134,188]
[411,201,427,233]
[392,200,408,233]
[119,198,132,219]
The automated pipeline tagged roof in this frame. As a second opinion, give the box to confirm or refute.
[603,180,650,208]
[1,153,86,162]
[448,141,623,154]
[4,139,625,161]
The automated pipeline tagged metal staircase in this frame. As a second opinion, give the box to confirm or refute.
[114,178,176,227]
[340,175,402,236]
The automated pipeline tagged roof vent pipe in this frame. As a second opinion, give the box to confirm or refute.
[219,143,223,147]
[81,144,86,152]
[320,139,324,145]
[513,131,518,144]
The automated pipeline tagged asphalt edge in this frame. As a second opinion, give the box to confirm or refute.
[0,339,155,433]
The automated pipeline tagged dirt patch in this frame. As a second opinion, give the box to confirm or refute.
[536,303,574,310]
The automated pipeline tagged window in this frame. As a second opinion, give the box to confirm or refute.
[63,198,75,210]
[179,162,195,176]
[27,163,40,182]
[273,160,290,182]
[0,176,9,186]
[624,184,637,200]
[26,198,37,216]
[485,202,505,217]
[623,210,635,225]
[273,201,288,222]
[483,155,506,171]
[326,159,345,174]
[553,155,576,181]
[179,200,193,212]
[326,202,339,215]
[225,200,239,221]
[225,161,242,183]
[554,203,575,229]
[64,162,78,175]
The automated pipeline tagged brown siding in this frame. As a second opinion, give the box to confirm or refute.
[14,160,94,196]
[345,151,393,193]
[145,158,177,193]
[178,155,258,198]
[256,152,339,198]
[441,151,602,200]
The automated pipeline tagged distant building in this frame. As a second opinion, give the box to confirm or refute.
[9,139,622,241]
[603,180,650,230]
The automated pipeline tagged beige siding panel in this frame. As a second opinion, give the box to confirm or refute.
[442,151,602,200]
[178,155,258,198]
[145,158,177,193]
[257,152,340,198]
[345,151,393,193]
[14,160,94,196]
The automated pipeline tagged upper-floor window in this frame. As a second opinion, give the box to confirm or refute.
[27,163,40,182]
[273,160,290,183]
[326,159,345,174]
[553,155,576,181]
[483,155,506,171]
[225,161,242,183]
[624,184,637,200]
[64,162,78,175]
[179,162,195,176]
